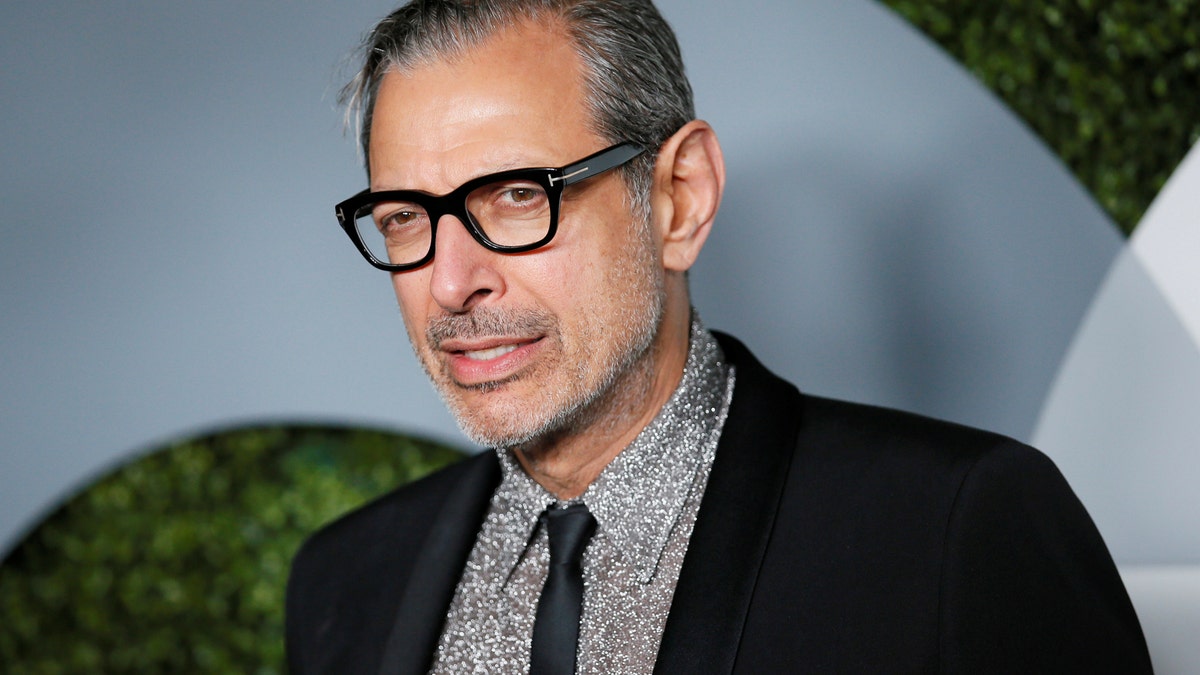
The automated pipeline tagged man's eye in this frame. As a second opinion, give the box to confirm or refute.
[493,184,547,208]
[377,208,424,231]
[493,184,545,204]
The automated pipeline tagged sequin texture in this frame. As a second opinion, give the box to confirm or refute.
[430,317,734,674]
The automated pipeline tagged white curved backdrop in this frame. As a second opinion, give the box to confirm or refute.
[1034,145,1200,563]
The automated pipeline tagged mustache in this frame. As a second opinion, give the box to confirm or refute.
[426,307,557,349]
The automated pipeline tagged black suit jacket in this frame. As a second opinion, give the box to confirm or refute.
[287,332,1152,673]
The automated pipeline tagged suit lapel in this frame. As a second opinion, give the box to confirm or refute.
[654,333,802,674]
[378,451,500,675]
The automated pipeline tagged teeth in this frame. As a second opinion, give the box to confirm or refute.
[463,343,520,361]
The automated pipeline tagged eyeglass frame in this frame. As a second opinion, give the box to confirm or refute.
[334,142,646,272]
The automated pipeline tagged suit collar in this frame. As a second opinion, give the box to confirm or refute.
[654,332,803,674]
[378,450,501,675]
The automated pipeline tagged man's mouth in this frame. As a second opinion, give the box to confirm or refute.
[438,336,544,387]
[462,343,522,361]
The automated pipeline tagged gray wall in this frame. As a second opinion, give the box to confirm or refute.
[1,0,1186,567]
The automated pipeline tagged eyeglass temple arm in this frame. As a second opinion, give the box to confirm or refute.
[553,143,645,186]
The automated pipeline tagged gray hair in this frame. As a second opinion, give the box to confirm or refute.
[340,0,695,220]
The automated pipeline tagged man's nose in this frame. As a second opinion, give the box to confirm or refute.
[427,215,505,313]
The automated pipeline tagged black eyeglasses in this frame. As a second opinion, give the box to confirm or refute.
[335,142,645,272]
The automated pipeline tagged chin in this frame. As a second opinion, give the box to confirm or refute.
[442,387,553,449]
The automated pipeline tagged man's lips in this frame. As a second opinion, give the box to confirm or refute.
[439,335,540,356]
[438,336,544,385]
[460,342,522,361]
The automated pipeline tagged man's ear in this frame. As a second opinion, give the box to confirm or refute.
[650,120,725,273]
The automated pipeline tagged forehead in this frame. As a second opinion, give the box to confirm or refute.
[368,20,603,191]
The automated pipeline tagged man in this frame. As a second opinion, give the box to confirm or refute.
[287,1,1153,673]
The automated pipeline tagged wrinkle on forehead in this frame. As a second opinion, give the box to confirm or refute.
[367,18,598,194]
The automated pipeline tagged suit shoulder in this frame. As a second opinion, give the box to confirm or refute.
[717,330,1057,496]
[795,393,1047,473]
[285,451,499,672]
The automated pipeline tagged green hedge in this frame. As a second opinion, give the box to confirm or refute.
[0,425,464,674]
[883,0,1200,235]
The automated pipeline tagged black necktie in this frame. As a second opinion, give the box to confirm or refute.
[529,503,596,675]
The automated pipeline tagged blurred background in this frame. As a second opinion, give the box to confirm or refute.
[2,0,1198,671]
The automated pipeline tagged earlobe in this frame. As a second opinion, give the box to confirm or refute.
[652,120,726,273]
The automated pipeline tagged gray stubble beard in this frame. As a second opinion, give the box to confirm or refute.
[411,223,666,453]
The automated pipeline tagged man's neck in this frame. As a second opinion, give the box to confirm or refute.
[513,311,691,500]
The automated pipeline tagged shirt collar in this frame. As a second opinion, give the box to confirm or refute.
[488,315,732,586]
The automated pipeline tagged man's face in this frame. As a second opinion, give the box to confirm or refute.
[368,21,667,450]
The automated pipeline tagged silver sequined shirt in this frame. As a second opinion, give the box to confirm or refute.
[430,320,735,674]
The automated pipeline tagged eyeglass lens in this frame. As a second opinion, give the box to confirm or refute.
[353,177,553,266]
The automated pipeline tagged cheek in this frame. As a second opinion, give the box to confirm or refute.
[522,247,601,317]
[391,273,431,334]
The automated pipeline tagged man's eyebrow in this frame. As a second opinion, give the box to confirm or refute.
[479,155,556,173]
[374,156,556,192]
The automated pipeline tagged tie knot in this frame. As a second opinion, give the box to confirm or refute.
[543,503,596,567]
